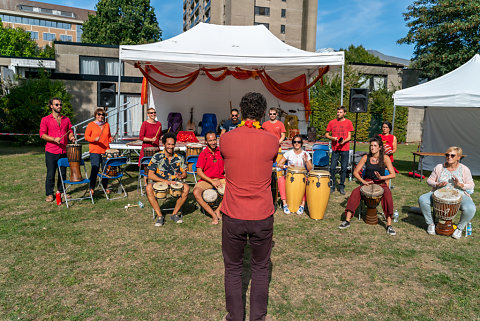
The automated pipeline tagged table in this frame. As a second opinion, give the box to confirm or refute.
[412,152,465,182]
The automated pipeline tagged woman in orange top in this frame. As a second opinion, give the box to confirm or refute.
[85,108,113,194]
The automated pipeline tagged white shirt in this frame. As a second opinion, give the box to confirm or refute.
[283,149,311,168]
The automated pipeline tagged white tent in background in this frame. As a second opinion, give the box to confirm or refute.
[118,23,345,135]
[392,54,480,175]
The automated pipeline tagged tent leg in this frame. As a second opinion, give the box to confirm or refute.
[116,56,122,139]
[340,64,345,106]
[392,104,397,134]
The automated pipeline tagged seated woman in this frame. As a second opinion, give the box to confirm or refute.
[338,136,397,235]
[418,146,475,239]
[276,135,313,215]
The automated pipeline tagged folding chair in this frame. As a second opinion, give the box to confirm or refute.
[312,143,330,169]
[57,158,94,208]
[186,155,199,184]
[98,156,128,200]
[137,156,152,196]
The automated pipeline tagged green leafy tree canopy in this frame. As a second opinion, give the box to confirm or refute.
[341,44,386,64]
[398,0,480,79]
[0,21,39,57]
[82,0,162,45]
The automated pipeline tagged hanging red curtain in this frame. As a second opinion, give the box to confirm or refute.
[140,77,148,105]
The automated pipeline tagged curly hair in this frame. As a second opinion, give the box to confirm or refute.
[162,132,176,145]
[368,135,385,169]
[239,92,267,121]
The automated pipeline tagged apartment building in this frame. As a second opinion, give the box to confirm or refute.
[182,0,317,51]
[0,0,94,47]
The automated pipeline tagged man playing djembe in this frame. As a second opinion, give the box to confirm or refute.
[338,136,397,235]
[146,132,190,227]
[193,131,225,225]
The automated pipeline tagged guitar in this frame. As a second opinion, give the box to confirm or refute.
[186,107,195,132]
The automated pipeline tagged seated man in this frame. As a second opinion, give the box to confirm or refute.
[146,132,190,227]
[193,131,225,224]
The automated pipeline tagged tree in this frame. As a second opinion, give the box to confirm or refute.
[398,0,480,79]
[341,44,386,64]
[82,0,162,45]
[0,22,39,57]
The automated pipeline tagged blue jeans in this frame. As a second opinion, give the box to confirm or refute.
[330,150,349,189]
[418,191,476,230]
[89,153,108,190]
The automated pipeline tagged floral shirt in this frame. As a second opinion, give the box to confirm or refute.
[147,151,187,180]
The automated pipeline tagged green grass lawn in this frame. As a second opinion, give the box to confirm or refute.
[1,141,479,320]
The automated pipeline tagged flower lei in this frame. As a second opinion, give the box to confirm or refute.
[238,120,262,129]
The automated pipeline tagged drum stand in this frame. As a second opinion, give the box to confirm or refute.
[435,220,455,236]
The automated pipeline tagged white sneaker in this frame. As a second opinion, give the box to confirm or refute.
[427,223,436,235]
[452,228,462,239]
[297,205,304,215]
[283,205,291,215]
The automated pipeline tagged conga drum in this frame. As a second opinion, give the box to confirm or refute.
[271,168,278,207]
[186,143,203,171]
[66,144,83,182]
[202,189,218,206]
[217,184,225,198]
[143,147,159,176]
[285,166,307,213]
[433,187,462,236]
[104,148,120,177]
[306,170,331,220]
[275,150,284,178]
[170,182,184,198]
[360,184,384,225]
[153,182,168,199]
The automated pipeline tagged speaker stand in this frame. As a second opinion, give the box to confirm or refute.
[352,113,359,169]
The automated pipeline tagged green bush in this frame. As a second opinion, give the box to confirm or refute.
[0,71,73,144]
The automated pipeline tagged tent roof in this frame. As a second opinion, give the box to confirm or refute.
[393,54,480,108]
[119,23,344,77]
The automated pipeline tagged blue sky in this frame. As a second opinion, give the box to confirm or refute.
[45,0,414,60]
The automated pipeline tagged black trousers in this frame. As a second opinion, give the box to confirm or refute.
[45,151,67,196]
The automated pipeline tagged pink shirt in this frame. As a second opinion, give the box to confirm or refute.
[39,114,72,154]
[220,126,278,220]
[196,147,225,180]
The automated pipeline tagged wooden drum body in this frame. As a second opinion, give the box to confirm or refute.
[103,148,120,177]
[202,189,218,206]
[433,188,462,236]
[186,143,203,171]
[153,182,168,199]
[170,182,184,198]
[360,184,384,225]
[143,147,159,177]
[285,167,307,213]
[217,184,225,198]
[66,144,83,182]
[306,170,331,220]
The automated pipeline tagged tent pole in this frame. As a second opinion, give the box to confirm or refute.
[340,64,345,106]
[116,55,122,139]
[392,104,396,134]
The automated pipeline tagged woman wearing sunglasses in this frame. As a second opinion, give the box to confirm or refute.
[418,146,476,239]
[139,108,162,181]
[276,135,313,214]
[85,108,113,194]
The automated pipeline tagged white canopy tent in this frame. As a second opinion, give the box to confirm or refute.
[392,54,480,175]
[118,23,345,135]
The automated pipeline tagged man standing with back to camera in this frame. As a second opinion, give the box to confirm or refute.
[220,92,278,321]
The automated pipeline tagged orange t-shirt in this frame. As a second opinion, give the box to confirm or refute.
[262,120,286,140]
[85,121,111,154]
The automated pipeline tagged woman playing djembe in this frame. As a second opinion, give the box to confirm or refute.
[338,136,397,235]
[418,146,476,239]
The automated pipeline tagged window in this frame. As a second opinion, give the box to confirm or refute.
[60,34,72,42]
[280,25,285,34]
[80,57,124,76]
[254,6,270,16]
[76,24,83,42]
[28,31,38,40]
[359,75,387,91]
[42,33,56,41]
[254,22,269,29]
[281,9,286,18]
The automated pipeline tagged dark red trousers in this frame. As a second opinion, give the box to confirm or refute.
[222,214,274,321]
[345,183,393,219]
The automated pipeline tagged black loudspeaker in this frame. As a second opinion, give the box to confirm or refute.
[97,82,116,108]
[349,88,368,113]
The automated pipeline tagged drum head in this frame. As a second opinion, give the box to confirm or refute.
[202,189,218,203]
[217,184,225,196]
[308,170,330,178]
[287,166,307,174]
[360,184,384,197]
[171,182,183,189]
[67,143,81,147]
[153,182,168,192]
[433,187,461,203]
[187,143,203,148]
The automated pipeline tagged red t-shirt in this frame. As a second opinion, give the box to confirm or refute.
[196,147,225,180]
[326,118,354,151]
[220,126,278,220]
[262,120,286,140]
[39,114,72,154]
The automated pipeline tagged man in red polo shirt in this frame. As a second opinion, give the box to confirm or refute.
[220,92,278,321]
[39,97,75,202]
[193,131,225,225]
[261,107,286,144]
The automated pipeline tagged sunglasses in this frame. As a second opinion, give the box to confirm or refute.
[269,113,277,115]
[445,153,457,158]
[293,141,302,144]
[54,104,63,107]
[148,112,156,114]
[97,113,105,116]
[231,114,238,117]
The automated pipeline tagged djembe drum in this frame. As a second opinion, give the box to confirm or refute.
[66,144,83,182]
[186,143,203,171]
[433,187,462,236]
[103,149,120,177]
[143,147,159,177]
[285,166,307,213]
[153,182,168,200]
[306,170,331,220]
[170,182,184,198]
[360,184,384,225]
[202,189,218,206]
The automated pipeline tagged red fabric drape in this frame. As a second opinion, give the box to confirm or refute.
[135,63,329,120]
[140,77,148,105]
